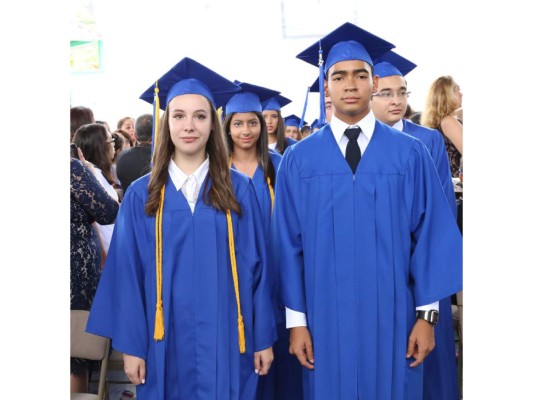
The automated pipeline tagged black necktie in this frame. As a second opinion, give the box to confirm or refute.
[344,127,362,173]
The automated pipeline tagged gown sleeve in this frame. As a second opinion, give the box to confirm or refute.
[270,147,306,313]
[237,180,277,351]
[430,131,457,218]
[404,140,463,306]
[86,186,152,359]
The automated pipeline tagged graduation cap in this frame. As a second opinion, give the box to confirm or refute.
[223,81,280,115]
[373,51,417,78]
[140,57,241,110]
[296,23,395,127]
[296,22,396,73]
[284,114,306,128]
[261,94,292,111]
[310,118,328,131]
[139,57,241,160]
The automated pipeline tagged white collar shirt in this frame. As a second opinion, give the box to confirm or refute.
[330,110,376,157]
[168,157,209,213]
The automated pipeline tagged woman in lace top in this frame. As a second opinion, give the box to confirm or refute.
[421,75,463,177]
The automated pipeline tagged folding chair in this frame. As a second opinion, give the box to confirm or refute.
[105,348,134,397]
[71,310,110,400]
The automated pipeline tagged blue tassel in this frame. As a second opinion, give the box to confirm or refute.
[318,40,327,126]
[299,86,310,129]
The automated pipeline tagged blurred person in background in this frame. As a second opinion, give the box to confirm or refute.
[70,106,95,141]
[73,123,121,254]
[421,75,463,178]
[117,116,136,144]
[70,153,119,393]
[116,113,153,194]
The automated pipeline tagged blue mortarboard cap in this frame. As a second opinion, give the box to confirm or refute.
[309,77,321,93]
[373,51,417,78]
[284,114,306,128]
[309,76,329,125]
[310,118,318,128]
[261,94,292,111]
[224,81,280,115]
[296,22,395,72]
[139,57,241,109]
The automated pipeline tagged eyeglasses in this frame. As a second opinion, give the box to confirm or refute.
[373,90,411,99]
[106,137,116,144]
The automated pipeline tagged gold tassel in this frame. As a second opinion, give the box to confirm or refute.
[266,176,275,213]
[154,300,164,340]
[226,210,245,353]
[154,185,165,340]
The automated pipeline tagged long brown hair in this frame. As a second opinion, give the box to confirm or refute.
[273,110,291,154]
[145,101,241,216]
[114,129,135,148]
[72,123,116,186]
[70,106,95,141]
[224,111,276,188]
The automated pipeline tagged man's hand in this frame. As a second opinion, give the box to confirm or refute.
[289,326,315,369]
[254,347,274,375]
[123,353,146,385]
[406,319,435,367]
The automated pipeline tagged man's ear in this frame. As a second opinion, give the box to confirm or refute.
[372,75,379,94]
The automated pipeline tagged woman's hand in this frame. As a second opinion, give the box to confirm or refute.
[254,347,274,376]
[123,353,146,385]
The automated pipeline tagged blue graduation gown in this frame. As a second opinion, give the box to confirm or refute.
[248,151,304,400]
[272,121,462,400]
[87,169,277,400]
[402,119,456,218]
[402,119,459,400]
[235,151,282,236]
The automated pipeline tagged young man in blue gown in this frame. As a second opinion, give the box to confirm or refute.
[272,22,462,400]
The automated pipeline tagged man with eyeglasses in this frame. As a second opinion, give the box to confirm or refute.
[371,52,456,216]
[371,52,459,400]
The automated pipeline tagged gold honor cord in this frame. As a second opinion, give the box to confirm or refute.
[226,210,246,354]
[154,184,165,340]
[153,183,245,353]
[266,176,274,213]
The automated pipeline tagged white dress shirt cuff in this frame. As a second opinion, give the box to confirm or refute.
[416,301,440,312]
[285,307,307,328]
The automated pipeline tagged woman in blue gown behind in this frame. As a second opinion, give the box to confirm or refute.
[222,86,304,400]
